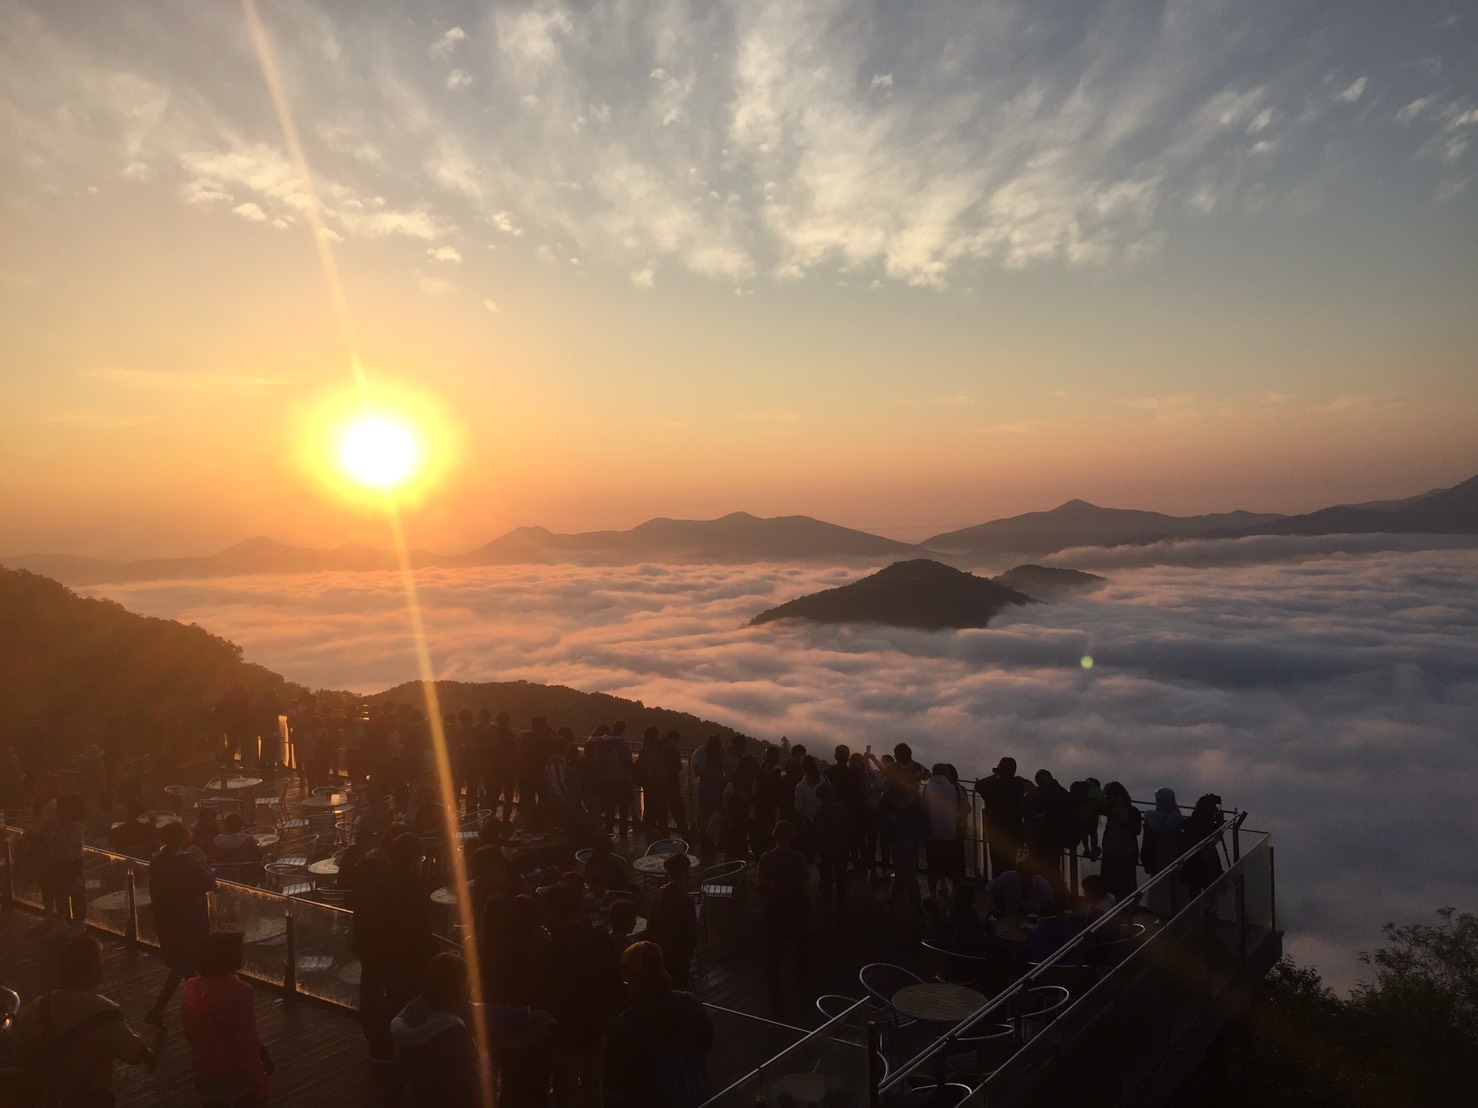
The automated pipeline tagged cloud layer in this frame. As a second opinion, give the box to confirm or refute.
[3,1,1472,288]
[88,541,1478,990]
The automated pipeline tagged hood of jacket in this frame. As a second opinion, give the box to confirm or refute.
[391,995,467,1050]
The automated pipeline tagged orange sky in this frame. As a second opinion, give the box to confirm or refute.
[3,1,1476,557]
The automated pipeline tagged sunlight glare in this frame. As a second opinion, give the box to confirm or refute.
[337,414,421,491]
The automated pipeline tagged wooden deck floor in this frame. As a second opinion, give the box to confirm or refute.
[3,864,944,1105]
[1,907,385,1107]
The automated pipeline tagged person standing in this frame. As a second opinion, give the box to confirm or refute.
[146,821,217,1028]
[758,820,811,1011]
[974,757,1029,880]
[922,765,969,901]
[354,832,435,1061]
[605,942,713,1108]
[1141,787,1186,919]
[1099,781,1142,902]
[645,855,698,991]
[42,793,88,935]
[181,931,271,1106]
[534,882,626,1108]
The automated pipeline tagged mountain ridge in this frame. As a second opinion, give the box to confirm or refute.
[6,474,1474,584]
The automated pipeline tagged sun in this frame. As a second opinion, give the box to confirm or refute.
[336,413,422,491]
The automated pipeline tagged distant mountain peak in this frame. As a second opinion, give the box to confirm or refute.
[751,558,1032,630]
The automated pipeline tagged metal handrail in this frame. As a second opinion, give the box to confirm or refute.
[880,809,1251,1095]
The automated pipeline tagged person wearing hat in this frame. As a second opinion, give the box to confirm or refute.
[974,756,1029,880]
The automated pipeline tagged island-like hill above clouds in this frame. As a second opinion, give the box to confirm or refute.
[991,564,1107,595]
[0,567,741,759]
[750,559,1035,630]
[5,475,1474,585]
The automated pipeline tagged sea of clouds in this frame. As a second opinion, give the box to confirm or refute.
[88,536,1478,991]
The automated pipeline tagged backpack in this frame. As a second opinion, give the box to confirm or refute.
[14,994,125,1095]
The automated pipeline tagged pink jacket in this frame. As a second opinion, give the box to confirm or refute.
[181,973,270,1100]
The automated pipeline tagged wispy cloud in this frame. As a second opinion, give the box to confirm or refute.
[0,0,1471,291]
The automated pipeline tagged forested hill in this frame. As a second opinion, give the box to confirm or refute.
[0,568,303,759]
[371,679,738,748]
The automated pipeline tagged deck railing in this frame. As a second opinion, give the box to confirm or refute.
[1,827,360,1011]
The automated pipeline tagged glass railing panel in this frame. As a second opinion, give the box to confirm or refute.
[208,880,289,988]
[1241,837,1275,944]
[290,898,359,1008]
[700,1000,873,1108]
[957,832,1274,1106]
[4,825,46,909]
[82,852,133,938]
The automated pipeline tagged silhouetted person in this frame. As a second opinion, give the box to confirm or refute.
[354,832,434,1061]
[11,935,156,1102]
[606,941,713,1108]
[392,952,552,1108]
[147,821,216,1027]
[759,820,811,1010]
[646,854,698,991]
[534,881,626,1107]
[1142,787,1186,919]
[975,756,1029,879]
[1099,781,1142,901]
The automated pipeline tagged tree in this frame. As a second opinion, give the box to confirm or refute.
[1246,908,1478,1107]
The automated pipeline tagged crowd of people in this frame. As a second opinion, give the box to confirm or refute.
[0,709,1230,1107]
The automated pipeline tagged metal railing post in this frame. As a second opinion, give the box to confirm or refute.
[866,1019,882,1108]
[124,866,138,948]
[2,836,14,910]
[283,908,298,1006]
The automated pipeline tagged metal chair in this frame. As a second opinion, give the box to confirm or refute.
[643,838,689,857]
[1008,984,1070,1040]
[921,939,992,987]
[263,861,312,898]
[815,994,867,1022]
[858,963,925,1029]
[698,859,746,901]
[941,1022,1017,1081]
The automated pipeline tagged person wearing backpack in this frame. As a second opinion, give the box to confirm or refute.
[11,935,156,1106]
[606,941,712,1108]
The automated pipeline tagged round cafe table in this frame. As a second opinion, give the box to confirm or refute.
[432,886,459,906]
[205,776,263,793]
[137,810,182,829]
[93,888,150,912]
[631,853,702,877]
[302,794,352,810]
[307,857,340,877]
[892,982,989,1024]
[251,831,280,849]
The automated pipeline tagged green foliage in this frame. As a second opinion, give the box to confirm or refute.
[1248,909,1478,1107]
[0,568,303,761]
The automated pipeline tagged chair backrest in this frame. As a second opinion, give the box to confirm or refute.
[699,860,747,896]
[858,963,925,1008]
[644,838,688,856]
[575,848,593,871]
[212,861,262,887]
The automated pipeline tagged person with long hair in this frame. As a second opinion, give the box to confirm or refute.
[181,932,270,1106]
